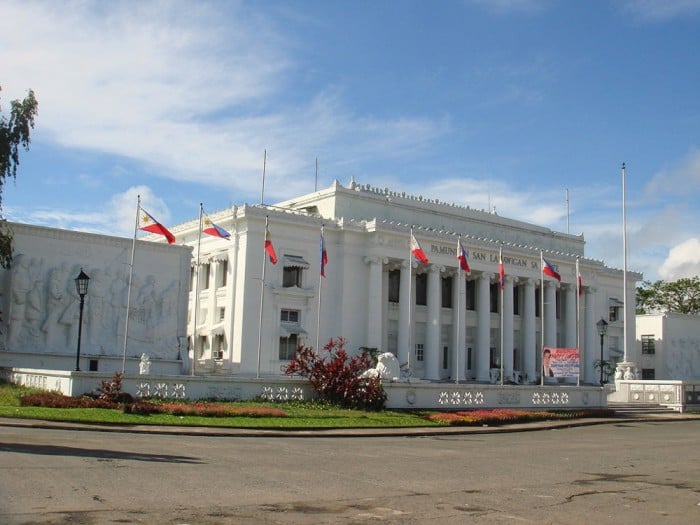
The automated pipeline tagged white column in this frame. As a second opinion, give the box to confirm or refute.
[584,287,597,383]
[476,272,491,382]
[502,275,514,382]
[544,281,557,348]
[425,264,442,380]
[522,278,536,383]
[564,283,577,348]
[397,260,411,367]
[364,256,383,351]
[451,271,464,381]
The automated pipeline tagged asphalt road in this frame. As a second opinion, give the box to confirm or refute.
[1,420,699,524]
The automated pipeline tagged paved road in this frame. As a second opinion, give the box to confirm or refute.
[1,420,699,524]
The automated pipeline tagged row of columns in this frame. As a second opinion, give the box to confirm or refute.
[365,257,598,384]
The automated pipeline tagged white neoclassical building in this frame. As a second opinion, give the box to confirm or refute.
[164,179,640,386]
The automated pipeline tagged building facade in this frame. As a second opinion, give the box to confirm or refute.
[635,312,700,381]
[167,179,640,385]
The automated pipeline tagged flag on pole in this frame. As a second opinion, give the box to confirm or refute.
[202,213,231,239]
[578,272,583,297]
[498,248,505,289]
[542,256,561,282]
[264,223,278,264]
[139,207,175,244]
[457,239,470,273]
[320,229,328,277]
[410,232,429,264]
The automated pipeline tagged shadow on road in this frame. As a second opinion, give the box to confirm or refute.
[0,442,204,463]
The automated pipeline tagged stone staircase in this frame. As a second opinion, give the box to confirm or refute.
[608,402,680,416]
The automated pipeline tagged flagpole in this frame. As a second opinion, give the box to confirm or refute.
[191,204,203,376]
[456,236,461,384]
[314,157,318,192]
[316,224,324,351]
[499,245,504,386]
[121,195,140,373]
[621,162,629,364]
[260,149,267,205]
[256,216,269,379]
[408,226,414,377]
[575,257,581,386]
[540,251,545,386]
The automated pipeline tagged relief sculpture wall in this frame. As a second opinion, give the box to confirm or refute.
[0,223,191,363]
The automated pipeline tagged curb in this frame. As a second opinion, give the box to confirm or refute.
[2,413,698,438]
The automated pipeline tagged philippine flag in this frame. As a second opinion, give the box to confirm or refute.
[578,273,583,297]
[320,231,328,277]
[202,214,231,239]
[410,232,429,264]
[139,208,176,244]
[498,251,505,289]
[542,257,561,282]
[457,239,470,273]
[264,225,278,265]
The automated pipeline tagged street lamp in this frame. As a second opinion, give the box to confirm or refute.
[74,268,90,371]
[596,317,608,385]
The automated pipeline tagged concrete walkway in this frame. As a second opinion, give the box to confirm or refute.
[2,410,698,438]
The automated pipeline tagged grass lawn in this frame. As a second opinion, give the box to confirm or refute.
[0,383,615,429]
[0,383,440,429]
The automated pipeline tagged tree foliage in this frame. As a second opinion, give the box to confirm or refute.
[284,337,386,410]
[0,85,39,268]
[636,277,700,315]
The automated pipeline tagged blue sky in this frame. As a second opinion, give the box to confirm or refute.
[1,0,699,281]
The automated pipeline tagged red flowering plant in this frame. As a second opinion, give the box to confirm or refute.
[284,337,386,411]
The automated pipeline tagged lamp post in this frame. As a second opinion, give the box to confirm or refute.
[596,317,608,385]
[74,268,90,371]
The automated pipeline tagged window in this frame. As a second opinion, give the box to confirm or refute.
[490,347,500,368]
[218,260,228,288]
[201,263,210,289]
[279,333,298,360]
[513,285,520,315]
[283,255,309,287]
[609,306,619,322]
[283,266,303,287]
[441,276,453,308]
[388,269,400,303]
[415,273,427,306]
[641,368,655,380]
[442,346,449,369]
[641,335,656,354]
[555,290,561,319]
[189,266,195,291]
[535,287,541,317]
[281,309,300,323]
[465,279,475,310]
[415,343,424,362]
[213,334,225,359]
[490,283,499,313]
[467,347,472,370]
[196,335,208,358]
[218,307,226,322]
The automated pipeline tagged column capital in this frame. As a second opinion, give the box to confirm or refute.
[363,256,387,266]
[429,264,445,274]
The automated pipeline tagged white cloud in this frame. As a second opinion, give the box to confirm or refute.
[622,0,700,21]
[0,1,448,204]
[659,238,700,280]
[644,148,700,199]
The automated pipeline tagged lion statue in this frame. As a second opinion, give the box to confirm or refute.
[360,352,401,382]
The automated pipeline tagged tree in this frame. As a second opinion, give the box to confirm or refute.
[284,337,386,410]
[636,277,700,315]
[0,85,39,268]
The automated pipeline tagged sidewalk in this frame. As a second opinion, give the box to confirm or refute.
[2,411,698,438]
